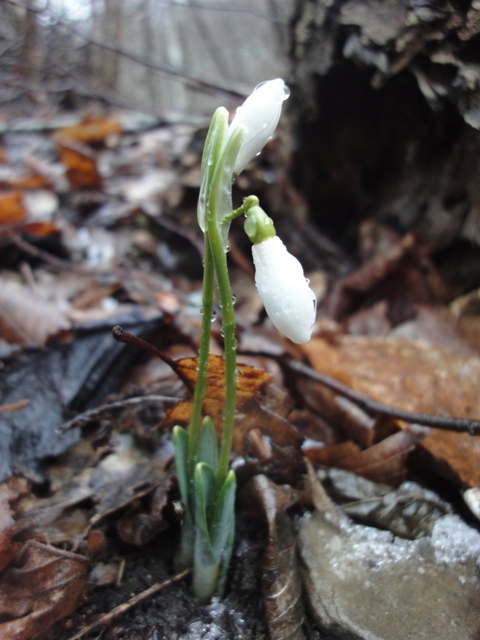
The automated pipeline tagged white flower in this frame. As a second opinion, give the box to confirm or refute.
[230,79,289,175]
[252,236,316,344]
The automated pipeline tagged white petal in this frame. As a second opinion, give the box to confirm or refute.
[231,79,288,175]
[252,236,316,344]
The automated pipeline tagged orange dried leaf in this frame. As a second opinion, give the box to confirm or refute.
[9,174,52,190]
[0,191,26,224]
[53,115,122,145]
[302,337,480,486]
[23,221,59,237]
[56,142,101,189]
[164,355,300,453]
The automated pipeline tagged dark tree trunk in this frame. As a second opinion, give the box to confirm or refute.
[287,0,480,289]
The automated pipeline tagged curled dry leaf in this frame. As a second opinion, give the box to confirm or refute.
[56,141,102,190]
[242,475,305,640]
[53,115,122,145]
[0,540,87,640]
[164,355,301,454]
[0,191,26,224]
[301,336,480,486]
[306,431,422,485]
[325,233,444,322]
[0,278,71,346]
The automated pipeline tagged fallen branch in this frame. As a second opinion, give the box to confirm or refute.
[288,360,480,435]
[58,394,182,432]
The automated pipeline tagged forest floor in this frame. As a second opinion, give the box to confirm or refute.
[0,105,480,640]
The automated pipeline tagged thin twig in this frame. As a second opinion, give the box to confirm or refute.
[111,325,196,395]
[288,359,480,435]
[0,399,30,413]
[66,568,191,640]
[57,394,182,432]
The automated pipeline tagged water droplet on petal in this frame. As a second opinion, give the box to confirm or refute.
[283,84,290,100]
[232,293,237,306]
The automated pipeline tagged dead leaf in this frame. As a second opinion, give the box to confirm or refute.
[23,221,60,237]
[0,191,26,224]
[0,541,87,640]
[56,141,102,190]
[164,355,301,453]
[0,485,15,572]
[334,430,421,485]
[116,474,173,546]
[0,278,71,345]
[305,430,419,485]
[242,475,305,640]
[53,115,122,145]
[326,233,447,321]
[302,336,480,486]
[7,173,52,190]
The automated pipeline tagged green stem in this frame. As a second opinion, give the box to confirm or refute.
[204,126,245,490]
[207,222,237,489]
[223,195,259,223]
[188,235,215,477]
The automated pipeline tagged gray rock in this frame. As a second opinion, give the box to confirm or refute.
[299,511,480,639]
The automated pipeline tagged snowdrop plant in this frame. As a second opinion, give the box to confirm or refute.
[173,79,315,604]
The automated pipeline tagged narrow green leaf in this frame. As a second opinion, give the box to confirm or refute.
[198,107,229,232]
[196,416,219,472]
[194,462,216,565]
[216,505,235,598]
[210,469,236,558]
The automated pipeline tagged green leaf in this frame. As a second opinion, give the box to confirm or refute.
[209,124,245,247]
[194,462,216,563]
[198,107,229,233]
[216,504,235,598]
[210,469,236,558]
[196,416,219,472]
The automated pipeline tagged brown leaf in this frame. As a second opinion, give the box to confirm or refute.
[23,221,60,238]
[242,476,305,640]
[0,541,87,640]
[0,485,15,573]
[56,141,102,190]
[305,431,420,485]
[164,355,301,453]
[326,233,446,321]
[0,191,26,224]
[116,475,172,546]
[53,115,122,145]
[302,336,480,486]
[0,278,71,346]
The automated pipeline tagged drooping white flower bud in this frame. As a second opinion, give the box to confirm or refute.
[230,79,289,175]
[252,236,316,344]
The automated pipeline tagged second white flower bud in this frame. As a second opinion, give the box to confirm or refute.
[252,236,316,344]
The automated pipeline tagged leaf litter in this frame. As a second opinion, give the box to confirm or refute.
[0,109,479,639]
